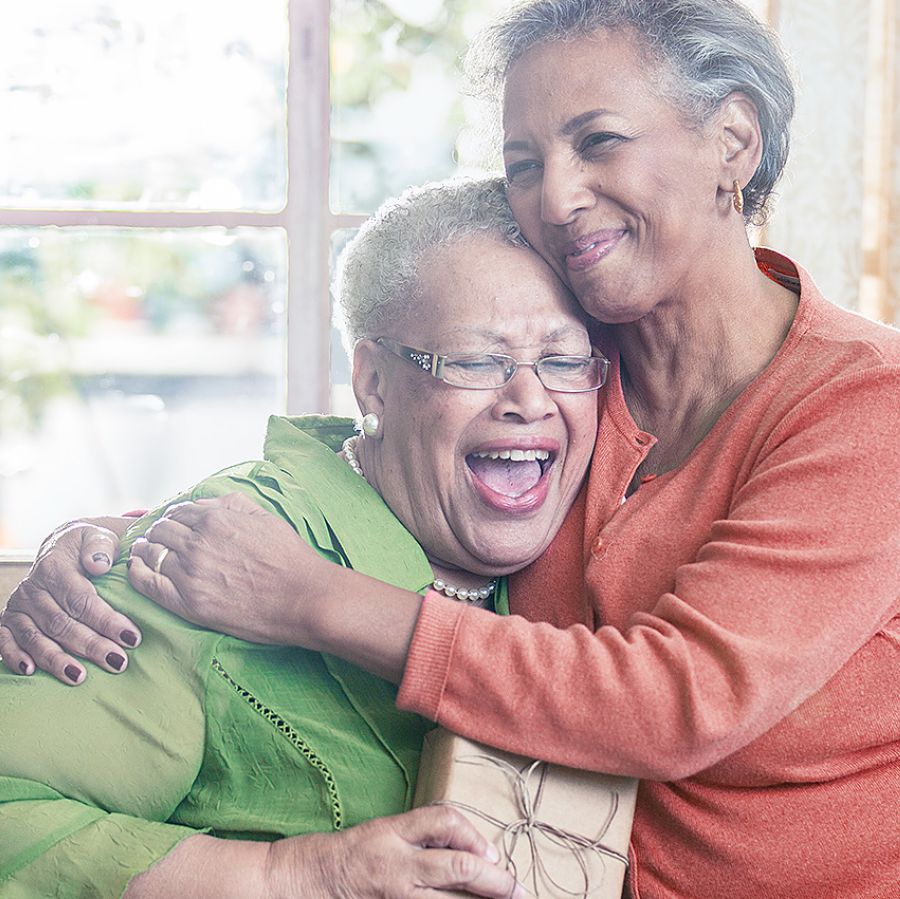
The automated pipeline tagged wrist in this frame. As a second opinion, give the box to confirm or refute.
[125,835,270,898]
[263,833,334,899]
[295,555,353,651]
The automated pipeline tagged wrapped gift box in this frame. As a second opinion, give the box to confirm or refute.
[414,728,638,899]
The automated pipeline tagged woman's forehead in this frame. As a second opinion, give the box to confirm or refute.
[502,28,663,123]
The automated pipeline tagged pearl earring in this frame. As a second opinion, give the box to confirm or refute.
[361,412,380,438]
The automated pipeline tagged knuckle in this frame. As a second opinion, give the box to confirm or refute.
[82,634,108,661]
[7,585,29,613]
[61,589,93,622]
[17,623,43,651]
[45,610,75,640]
[435,805,465,829]
[448,851,482,884]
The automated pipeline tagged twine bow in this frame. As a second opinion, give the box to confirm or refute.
[435,754,629,898]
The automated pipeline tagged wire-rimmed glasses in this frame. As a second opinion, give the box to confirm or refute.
[375,338,609,393]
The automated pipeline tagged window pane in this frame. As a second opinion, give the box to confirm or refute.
[0,1,286,210]
[330,0,514,214]
[0,227,286,550]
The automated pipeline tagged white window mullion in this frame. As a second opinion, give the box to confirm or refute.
[286,0,332,415]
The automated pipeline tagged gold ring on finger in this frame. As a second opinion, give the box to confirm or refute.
[153,546,170,574]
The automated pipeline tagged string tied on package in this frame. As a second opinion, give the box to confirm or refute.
[434,754,629,899]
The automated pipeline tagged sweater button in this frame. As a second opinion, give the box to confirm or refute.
[591,535,605,556]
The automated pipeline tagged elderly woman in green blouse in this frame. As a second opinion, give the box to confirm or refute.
[0,178,602,898]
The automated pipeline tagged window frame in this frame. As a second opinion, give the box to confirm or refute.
[0,0,364,416]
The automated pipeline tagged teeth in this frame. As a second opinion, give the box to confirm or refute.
[471,449,550,462]
[573,242,599,256]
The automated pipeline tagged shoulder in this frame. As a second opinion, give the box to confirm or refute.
[755,251,900,411]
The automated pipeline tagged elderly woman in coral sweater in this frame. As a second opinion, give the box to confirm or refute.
[4,1,899,897]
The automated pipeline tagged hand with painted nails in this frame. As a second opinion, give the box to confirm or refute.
[127,493,332,646]
[0,517,140,684]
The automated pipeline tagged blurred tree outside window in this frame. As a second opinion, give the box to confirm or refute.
[0,1,289,551]
[0,0,514,552]
[328,0,514,408]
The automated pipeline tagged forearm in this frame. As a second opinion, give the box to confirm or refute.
[125,834,268,899]
[0,795,205,898]
[304,562,421,684]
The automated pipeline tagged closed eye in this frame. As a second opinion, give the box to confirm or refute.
[504,158,542,187]
[446,355,507,373]
[579,132,624,156]
[539,356,593,374]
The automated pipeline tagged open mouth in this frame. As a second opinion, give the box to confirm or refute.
[466,448,552,499]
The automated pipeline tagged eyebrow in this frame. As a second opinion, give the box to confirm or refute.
[503,108,613,153]
[560,108,612,137]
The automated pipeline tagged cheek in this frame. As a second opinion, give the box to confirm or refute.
[508,190,544,243]
[563,400,599,466]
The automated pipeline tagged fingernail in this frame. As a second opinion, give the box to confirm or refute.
[93,551,112,566]
[106,652,126,671]
[120,630,139,647]
[485,844,500,863]
[64,665,82,683]
[18,661,30,675]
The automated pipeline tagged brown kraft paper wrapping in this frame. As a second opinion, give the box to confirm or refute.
[413,728,638,899]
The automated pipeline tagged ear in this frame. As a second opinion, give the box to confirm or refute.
[715,92,763,191]
[351,339,386,421]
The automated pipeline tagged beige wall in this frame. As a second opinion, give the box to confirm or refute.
[0,561,31,604]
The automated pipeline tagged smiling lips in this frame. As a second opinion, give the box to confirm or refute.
[564,229,626,272]
[466,447,555,512]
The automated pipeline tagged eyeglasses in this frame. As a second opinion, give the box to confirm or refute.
[376,337,609,393]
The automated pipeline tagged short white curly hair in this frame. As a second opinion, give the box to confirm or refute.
[334,177,528,350]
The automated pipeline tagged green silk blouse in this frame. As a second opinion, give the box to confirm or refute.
[0,415,508,897]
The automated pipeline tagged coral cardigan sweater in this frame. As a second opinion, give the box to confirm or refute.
[398,251,900,899]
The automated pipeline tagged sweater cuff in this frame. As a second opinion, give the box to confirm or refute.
[396,591,466,721]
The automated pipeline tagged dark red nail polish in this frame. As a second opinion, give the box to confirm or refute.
[120,630,138,647]
[106,652,126,671]
[64,665,82,683]
[18,661,29,674]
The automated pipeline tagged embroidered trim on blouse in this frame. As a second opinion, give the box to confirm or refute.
[211,657,344,830]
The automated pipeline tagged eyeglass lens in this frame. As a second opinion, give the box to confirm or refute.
[441,354,604,391]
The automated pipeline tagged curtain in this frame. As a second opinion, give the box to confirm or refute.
[757,0,898,324]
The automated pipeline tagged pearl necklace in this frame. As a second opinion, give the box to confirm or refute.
[340,436,498,605]
[341,435,366,478]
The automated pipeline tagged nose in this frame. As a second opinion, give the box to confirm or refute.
[540,155,593,226]
[491,363,557,423]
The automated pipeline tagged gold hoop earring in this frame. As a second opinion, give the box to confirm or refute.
[732,180,745,215]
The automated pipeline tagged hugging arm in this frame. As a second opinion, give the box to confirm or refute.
[14,372,898,780]
[1,492,419,686]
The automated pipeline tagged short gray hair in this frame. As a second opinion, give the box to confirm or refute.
[466,0,795,222]
[335,177,527,347]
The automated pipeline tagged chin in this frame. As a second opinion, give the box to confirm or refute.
[466,531,552,576]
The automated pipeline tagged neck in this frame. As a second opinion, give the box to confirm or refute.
[615,244,798,429]
[339,436,497,605]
